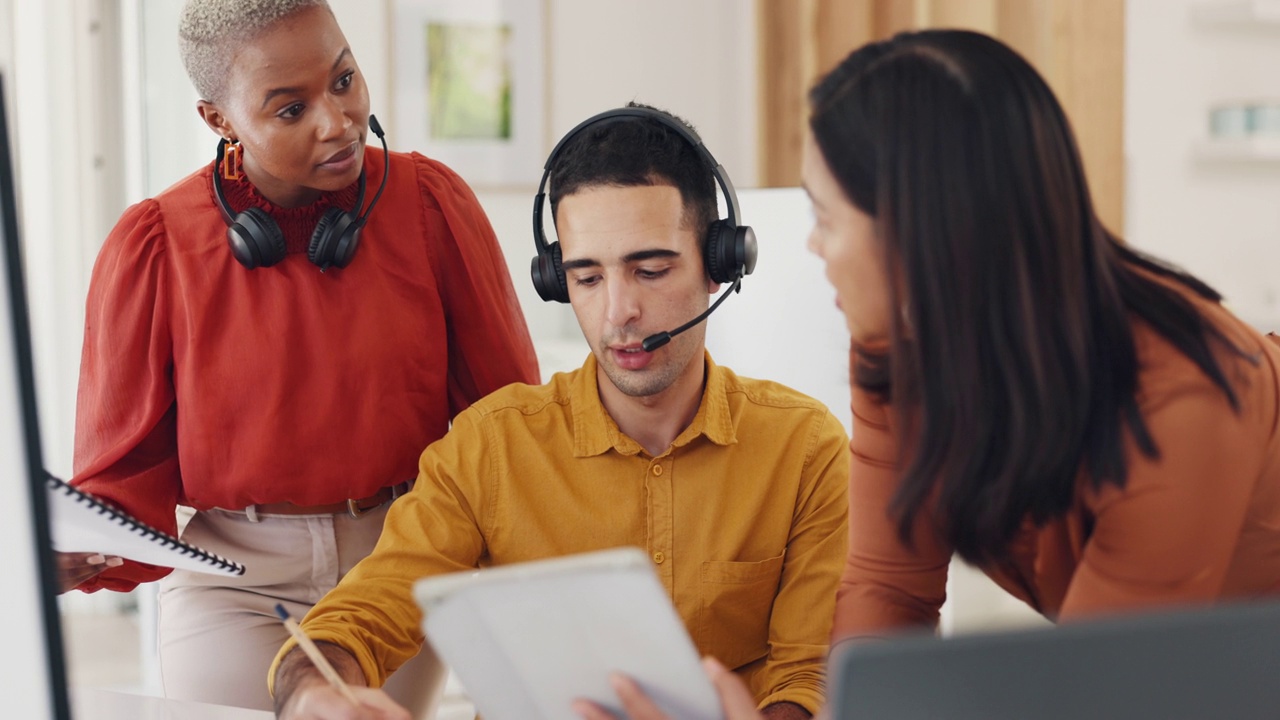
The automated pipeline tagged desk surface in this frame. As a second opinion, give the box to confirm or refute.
[71,687,477,720]
[72,687,273,720]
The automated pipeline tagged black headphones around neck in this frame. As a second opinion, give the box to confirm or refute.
[212,114,389,271]
[530,106,758,304]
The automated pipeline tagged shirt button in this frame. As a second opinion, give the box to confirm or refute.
[652,464,663,476]
[653,551,665,564]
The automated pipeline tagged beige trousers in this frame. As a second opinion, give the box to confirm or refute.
[156,505,445,716]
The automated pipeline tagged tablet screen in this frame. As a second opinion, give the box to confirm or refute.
[415,547,721,720]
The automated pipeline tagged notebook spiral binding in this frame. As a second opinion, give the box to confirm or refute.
[47,472,245,575]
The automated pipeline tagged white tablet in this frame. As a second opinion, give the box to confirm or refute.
[413,547,723,720]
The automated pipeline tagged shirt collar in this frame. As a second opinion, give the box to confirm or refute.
[571,350,737,458]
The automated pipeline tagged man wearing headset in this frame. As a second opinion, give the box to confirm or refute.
[269,104,849,720]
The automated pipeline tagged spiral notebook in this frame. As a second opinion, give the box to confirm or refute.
[46,475,245,576]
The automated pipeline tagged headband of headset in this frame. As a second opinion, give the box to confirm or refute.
[531,106,744,258]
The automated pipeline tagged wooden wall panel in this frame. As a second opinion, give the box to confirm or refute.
[997,0,1051,65]
[1043,0,1127,234]
[756,1,810,190]
[873,0,919,38]
[816,0,874,73]
[927,0,997,34]
[757,0,879,186]
[756,0,1126,232]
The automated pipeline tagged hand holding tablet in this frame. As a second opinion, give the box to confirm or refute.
[414,547,723,720]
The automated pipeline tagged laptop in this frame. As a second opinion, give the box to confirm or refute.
[828,599,1280,719]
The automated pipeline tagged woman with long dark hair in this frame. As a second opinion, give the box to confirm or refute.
[814,28,1280,639]
[579,28,1280,720]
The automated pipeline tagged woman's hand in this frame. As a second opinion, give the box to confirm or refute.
[55,552,122,593]
[573,657,765,720]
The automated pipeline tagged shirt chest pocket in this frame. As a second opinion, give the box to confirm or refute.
[695,553,785,670]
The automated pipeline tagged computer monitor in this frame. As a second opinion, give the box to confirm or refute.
[829,599,1280,720]
[0,72,73,720]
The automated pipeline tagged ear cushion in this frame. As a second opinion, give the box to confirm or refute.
[328,217,363,269]
[704,220,733,284]
[308,207,349,268]
[228,207,286,269]
[531,241,569,303]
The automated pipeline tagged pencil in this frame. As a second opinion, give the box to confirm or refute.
[275,603,360,705]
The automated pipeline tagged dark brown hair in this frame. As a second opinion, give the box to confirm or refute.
[809,30,1246,564]
[548,102,716,234]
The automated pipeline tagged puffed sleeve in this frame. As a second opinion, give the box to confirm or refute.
[412,154,540,415]
[833,381,952,640]
[70,199,180,592]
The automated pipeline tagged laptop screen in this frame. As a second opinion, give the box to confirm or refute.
[0,71,73,720]
[829,600,1280,719]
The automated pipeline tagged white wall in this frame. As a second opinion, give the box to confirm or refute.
[1124,0,1280,330]
[703,188,851,430]
[545,0,758,185]
[8,1,123,481]
[472,190,589,376]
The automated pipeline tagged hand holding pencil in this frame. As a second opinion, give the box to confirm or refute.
[275,604,360,705]
[273,604,412,720]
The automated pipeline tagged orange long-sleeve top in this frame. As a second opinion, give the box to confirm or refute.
[834,282,1280,639]
[71,147,540,592]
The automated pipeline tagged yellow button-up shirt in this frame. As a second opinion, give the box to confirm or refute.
[280,352,849,712]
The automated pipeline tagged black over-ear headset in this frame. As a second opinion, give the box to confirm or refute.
[531,107,758,310]
[213,114,390,271]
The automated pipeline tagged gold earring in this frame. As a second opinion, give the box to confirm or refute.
[221,138,244,182]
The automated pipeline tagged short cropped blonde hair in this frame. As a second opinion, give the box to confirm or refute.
[179,0,331,102]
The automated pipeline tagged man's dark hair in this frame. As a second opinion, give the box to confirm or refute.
[548,102,717,236]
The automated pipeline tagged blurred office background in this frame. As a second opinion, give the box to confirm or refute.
[0,0,1277,704]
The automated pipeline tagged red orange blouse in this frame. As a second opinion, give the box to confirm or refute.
[71,147,539,591]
